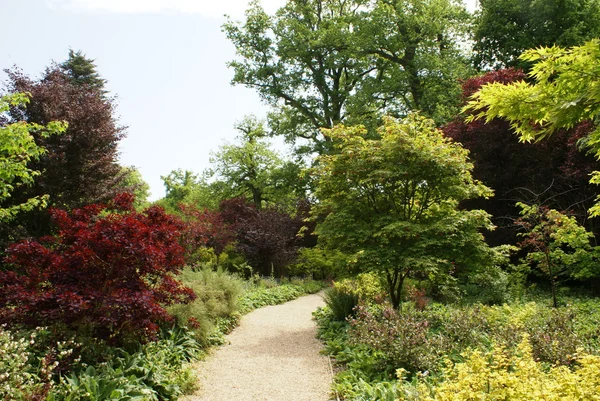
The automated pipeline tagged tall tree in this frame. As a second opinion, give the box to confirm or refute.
[465,40,600,216]
[0,93,66,223]
[312,115,494,309]
[60,49,107,93]
[224,0,473,154]
[444,69,600,245]
[2,57,125,237]
[209,116,305,208]
[473,0,600,70]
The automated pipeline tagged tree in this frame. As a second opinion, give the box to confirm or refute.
[473,0,600,70]
[0,93,66,223]
[312,115,494,309]
[60,49,107,93]
[209,116,306,208]
[444,69,600,245]
[117,166,151,210]
[219,197,306,277]
[516,203,597,307]
[3,61,125,236]
[464,40,600,216]
[0,193,195,343]
[224,0,473,154]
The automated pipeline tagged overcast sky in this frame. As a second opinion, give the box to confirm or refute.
[1,0,477,201]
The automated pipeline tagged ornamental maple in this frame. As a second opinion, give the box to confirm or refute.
[0,193,195,343]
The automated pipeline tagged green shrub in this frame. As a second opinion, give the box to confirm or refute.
[167,267,243,346]
[289,247,349,279]
[323,287,359,321]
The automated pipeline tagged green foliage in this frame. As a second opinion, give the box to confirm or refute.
[312,114,494,308]
[316,296,600,400]
[167,267,244,346]
[208,116,306,208]
[224,0,473,154]
[323,287,360,321]
[238,280,326,314]
[516,203,597,306]
[50,327,200,401]
[60,49,107,93]
[473,0,600,70]
[289,247,349,279]
[117,166,151,210]
[0,93,66,222]
[465,40,600,216]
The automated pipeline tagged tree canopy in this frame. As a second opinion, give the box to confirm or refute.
[224,0,473,154]
[473,0,600,70]
[312,114,494,308]
[0,93,66,222]
[465,40,600,215]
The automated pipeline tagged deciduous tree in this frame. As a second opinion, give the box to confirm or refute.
[465,40,600,216]
[444,69,600,245]
[224,0,473,154]
[0,93,66,223]
[473,0,600,70]
[312,115,494,309]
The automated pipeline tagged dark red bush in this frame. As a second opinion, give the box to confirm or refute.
[0,193,195,342]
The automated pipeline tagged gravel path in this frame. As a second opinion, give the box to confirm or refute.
[183,292,332,401]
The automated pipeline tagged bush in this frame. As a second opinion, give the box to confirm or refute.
[0,193,195,343]
[416,337,600,400]
[167,267,243,346]
[323,287,359,321]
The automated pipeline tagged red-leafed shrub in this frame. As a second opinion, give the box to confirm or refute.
[0,193,195,343]
[219,198,305,277]
[178,204,235,264]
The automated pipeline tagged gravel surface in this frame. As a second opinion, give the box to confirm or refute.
[183,292,332,401]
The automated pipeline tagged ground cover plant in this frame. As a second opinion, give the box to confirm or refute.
[315,289,600,400]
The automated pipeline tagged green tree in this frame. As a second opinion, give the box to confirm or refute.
[465,40,600,215]
[60,49,107,92]
[516,203,597,307]
[209,116,306,208]
[224,0,473,154]
[117,166,151,210]
[311,114,494,309]
[0,93,66,222]
[473,0,600,70]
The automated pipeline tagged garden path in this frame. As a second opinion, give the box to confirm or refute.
[183,292,332,401]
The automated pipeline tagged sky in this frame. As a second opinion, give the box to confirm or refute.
[1,0,477,201]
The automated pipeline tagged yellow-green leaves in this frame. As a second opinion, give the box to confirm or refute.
[0,93,66,222]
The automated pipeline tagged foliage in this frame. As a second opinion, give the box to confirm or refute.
[444,69,600,246]
[465,40,600,216]
[0,325,58,401]
[238,280,326,315]
[289,246,349,279]
[516,203,597,307]
[312,114,494,309]
[2,62,126,239]
[167,267,244,346]
[416,337,600,400]
[209,116,306,208]
[60,49,107,94]
[0,93,66,223]
[50,327,200,401]
[316,296,600,400]
[224,0,473,154]
[116,166,151,210]
[323,287,360,322]
[334,272,386,302]
[219,197,305,277]
[0,193,194,343]
[473,0,600,70]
